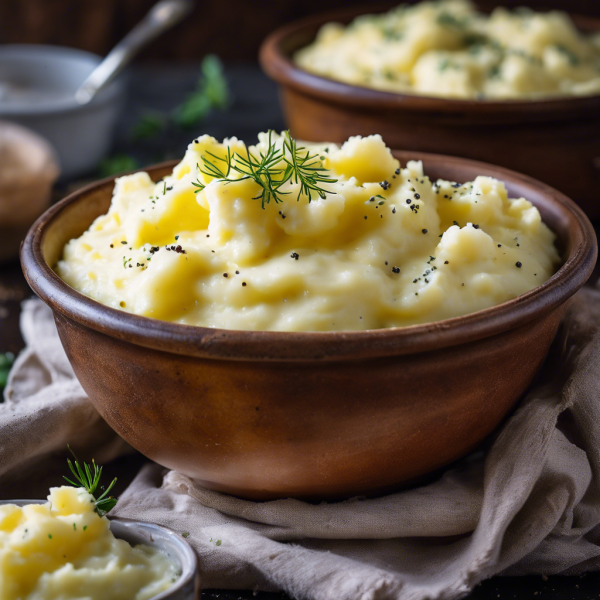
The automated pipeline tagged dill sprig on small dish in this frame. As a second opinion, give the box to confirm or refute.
[192,131,337,208]
[63,446,118,517]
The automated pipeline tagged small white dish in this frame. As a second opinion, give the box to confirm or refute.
[0,499,200,600]
[0,45,126,179]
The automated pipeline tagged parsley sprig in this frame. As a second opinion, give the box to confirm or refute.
[63,446,117,517]
[192,131,337,207]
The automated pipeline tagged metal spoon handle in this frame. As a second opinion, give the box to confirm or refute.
[75,0,193,105]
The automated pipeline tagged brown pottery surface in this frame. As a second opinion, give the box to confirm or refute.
[259,4,600,219]
[21,153,597,500]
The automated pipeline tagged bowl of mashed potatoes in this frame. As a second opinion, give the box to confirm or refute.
[0,487,198,600]
[259,0,600,218]
[21,133,596,500]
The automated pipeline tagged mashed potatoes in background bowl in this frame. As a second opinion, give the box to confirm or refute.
[295,0,600,100]
[20,141,596,500]
[259,1,600,218]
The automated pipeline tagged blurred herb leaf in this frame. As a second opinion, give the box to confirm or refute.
[437,11,467,28]
[554,44,580,66]
[0,352,15,392]
[171,55,231,129]
[100,55,231,178]
[132,112,167,141]
[99,154,140,178]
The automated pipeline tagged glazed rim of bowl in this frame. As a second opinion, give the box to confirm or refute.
[21,151,597,362]
[259,2,600,117]
[0,500,198,600]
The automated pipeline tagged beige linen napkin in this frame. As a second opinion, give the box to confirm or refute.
[1,287,600,600]
[0,300,129,497]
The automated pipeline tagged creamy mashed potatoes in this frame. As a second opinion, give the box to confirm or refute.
[295,0,600,99]
[0,487,178,600]
[56,133,559,332]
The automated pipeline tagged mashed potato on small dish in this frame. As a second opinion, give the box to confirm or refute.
[295,0,600,100]
[0,487,178,600]
[56,132,559,332]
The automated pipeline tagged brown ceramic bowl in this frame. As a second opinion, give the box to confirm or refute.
[21,152,597,501]
[259,3,600,218]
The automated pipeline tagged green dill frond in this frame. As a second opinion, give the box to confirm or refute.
[63,445,117,517]
[193,130,338,208]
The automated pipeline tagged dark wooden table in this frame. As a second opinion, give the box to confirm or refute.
[1,63,599,600]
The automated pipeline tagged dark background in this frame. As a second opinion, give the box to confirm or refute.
[1,0,599,63]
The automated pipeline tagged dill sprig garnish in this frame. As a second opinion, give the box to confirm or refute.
[281,132,337,203]
[192,131,337,208]
[63,446,117,517]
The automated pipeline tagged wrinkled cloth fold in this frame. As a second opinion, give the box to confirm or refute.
[0,300,129,497]
[1,288,600,600]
